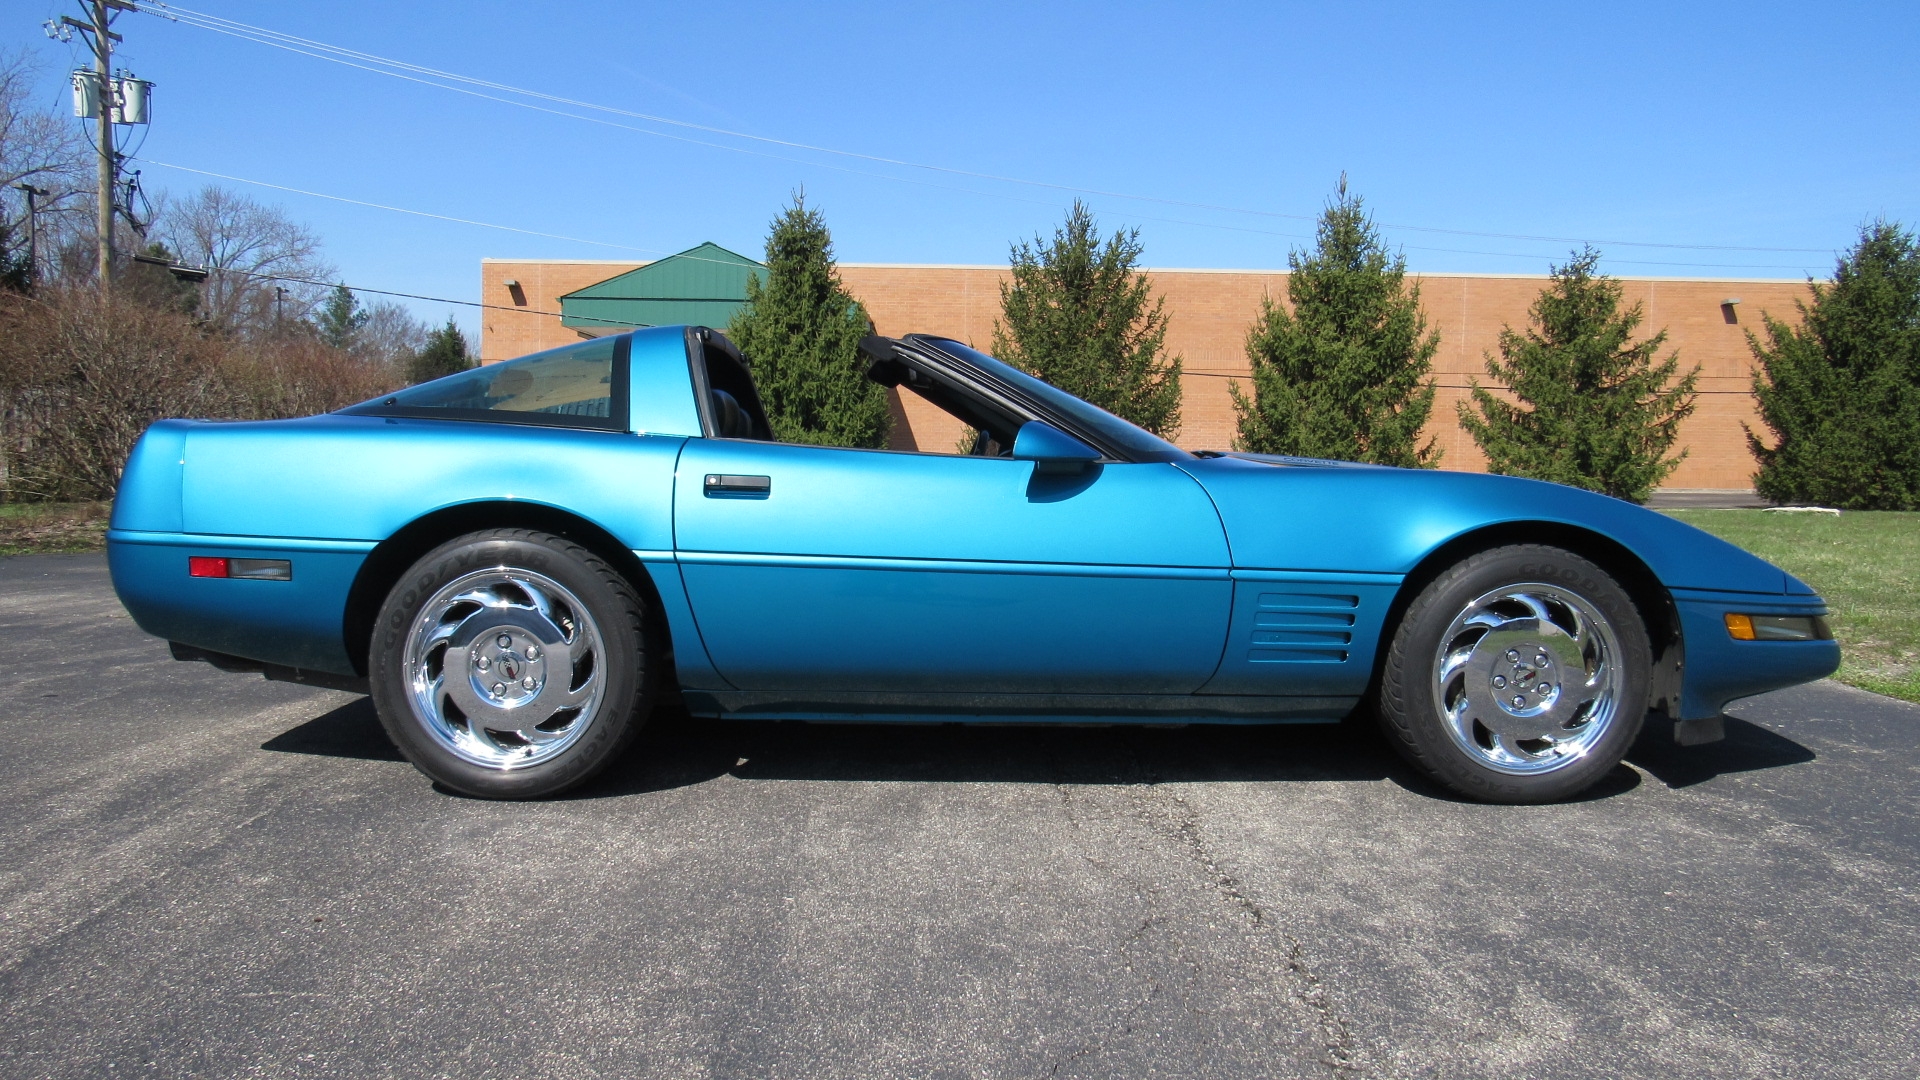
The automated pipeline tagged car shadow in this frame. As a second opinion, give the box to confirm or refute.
[260,699,1816,801]
[260,698,404,762]
[261,698,1407,794]
[594,710,1411,798]
[1628,716,1816,789]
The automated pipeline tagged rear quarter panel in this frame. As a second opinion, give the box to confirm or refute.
[110,415,685,674]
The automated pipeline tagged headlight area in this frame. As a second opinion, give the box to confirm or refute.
[1724,613,1834,642]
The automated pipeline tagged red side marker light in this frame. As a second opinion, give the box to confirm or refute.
[188,556,291,580]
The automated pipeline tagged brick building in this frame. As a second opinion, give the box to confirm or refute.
[481,245,1811,491]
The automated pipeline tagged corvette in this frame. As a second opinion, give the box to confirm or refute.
[108,326,1839,801]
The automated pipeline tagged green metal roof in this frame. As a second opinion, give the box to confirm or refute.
[558,241,766,333]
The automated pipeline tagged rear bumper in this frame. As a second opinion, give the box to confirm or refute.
[108,530,373,677]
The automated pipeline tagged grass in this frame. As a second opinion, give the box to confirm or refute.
[0,501,111,555]
[1664,509,1920,704]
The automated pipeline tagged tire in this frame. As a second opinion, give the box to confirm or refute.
[1376,545,1650,803]
[368,529,656,798]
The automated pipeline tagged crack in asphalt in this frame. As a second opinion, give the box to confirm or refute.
[1044,1043,1098,1077]
[1043,746,1365,1080]
[1127,783,1365,1080]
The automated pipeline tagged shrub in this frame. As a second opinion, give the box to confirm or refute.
[0,285,399,501]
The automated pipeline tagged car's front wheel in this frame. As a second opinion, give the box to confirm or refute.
[369,529,655,798]
[1376,544,1650,803]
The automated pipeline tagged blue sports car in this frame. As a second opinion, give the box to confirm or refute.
[108,326,1840,802]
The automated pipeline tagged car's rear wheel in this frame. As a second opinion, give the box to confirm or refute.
[1376,544,1650,803]
[369,529,655,798]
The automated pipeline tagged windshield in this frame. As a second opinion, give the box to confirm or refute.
[914,337,1191,462]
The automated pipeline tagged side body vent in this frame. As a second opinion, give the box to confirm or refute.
[1249,591,1356,663]
[1197,574,1402,698]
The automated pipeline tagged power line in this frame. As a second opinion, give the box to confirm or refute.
[140,160,664,255]
[119,251,639,326]
[128,4,1080,224]
[125,10,1827,271]
[134,1,1839,261]
[140,157,1824,275]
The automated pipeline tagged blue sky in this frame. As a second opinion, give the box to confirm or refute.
[8,1,1918,334]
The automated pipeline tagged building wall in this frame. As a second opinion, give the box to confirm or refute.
[482,258,1811,490]
[480,259,644,361]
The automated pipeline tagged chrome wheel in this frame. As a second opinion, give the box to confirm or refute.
[401,567,606,771]
[1432,582,1624,776]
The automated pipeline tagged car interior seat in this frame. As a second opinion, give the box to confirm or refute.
[709,388,756,439]
[690,327,773,440]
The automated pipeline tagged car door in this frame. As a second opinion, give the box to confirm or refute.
[672,438,1232,695]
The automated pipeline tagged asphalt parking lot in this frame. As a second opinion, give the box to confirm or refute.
[1,554,1915,1079]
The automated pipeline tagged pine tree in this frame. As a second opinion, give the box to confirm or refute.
[407,317,472,384]
[1457,248,1699,502]
[727,194,889,448]
[1748,222,1920,509]
[0,219,29,294]
[122,242,201,315]
[314,283,369,350]
[1231,179,1440,466]
[990,201,1181,435]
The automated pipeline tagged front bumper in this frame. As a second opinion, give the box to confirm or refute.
[1672,589,1841,719]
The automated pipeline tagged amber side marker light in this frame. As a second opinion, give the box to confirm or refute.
[188,556,292,581]
[1725,613,1832,641]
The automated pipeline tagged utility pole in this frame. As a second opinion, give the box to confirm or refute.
[90,1,111,286]
[91,1,113,286]
[52,1,136,289]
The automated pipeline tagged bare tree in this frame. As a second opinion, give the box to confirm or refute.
[0,51,92,281]
[356,299,430,368]
[157,185,334,333]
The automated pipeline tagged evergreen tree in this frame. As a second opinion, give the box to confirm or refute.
[407,317,472,384]
[314,283,369,350]
[0,219,28,294]
[990,201,1182,435]
[1457,248,1699,502]
[122,242,201,315]
[1231,179,1440,466]
[727,194,889,448]
[1748,221,1920,509]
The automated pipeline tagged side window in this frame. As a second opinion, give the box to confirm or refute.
[349,337,627,430]
[868,351,1023,457]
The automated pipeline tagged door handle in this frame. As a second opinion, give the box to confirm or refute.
[704,473,771,498]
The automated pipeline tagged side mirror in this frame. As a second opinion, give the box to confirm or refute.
[1012,421,1102,475]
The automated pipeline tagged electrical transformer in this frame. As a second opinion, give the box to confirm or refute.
[71,69,100,119]
[115,76,152,125]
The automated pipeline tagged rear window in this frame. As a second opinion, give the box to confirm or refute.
[346,336,628,430]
